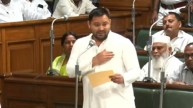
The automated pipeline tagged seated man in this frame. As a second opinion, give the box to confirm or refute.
[140,35,183,83]
[152,12,193,52]
[174,42,193,85]
[52,0,96,18]
[0,0,51,23]
[19,0,51,20]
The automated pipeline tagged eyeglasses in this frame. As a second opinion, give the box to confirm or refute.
[184,53,193,59]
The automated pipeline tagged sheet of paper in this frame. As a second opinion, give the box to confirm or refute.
[87,70,114,88]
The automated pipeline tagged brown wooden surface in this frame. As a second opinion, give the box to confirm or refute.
[0,12,131,75]
[100,0,154,26]
[2,73,193,108]
[1,73,83,108]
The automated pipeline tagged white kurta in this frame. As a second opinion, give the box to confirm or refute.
[152,30,193,52]
[67,31,140,108]
[140,56,183,83]
[53,0,96,18]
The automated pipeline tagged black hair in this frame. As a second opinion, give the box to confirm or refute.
[168,12,182,21]
[88,7,110,21]
[186,42,193,48]
[61,31,77,46]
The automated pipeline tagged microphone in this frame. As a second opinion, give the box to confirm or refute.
[159,47,179,108]
[143,15,165,82]
[77,40,95,65]
[74,40,95,108]
[47,15,69,76]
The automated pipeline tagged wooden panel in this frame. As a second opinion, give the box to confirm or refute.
[7,41,36,73]
[40,38,62,73]
[0,44,2,73]
[67,21,89,36]
[4,26,35,41]
[111,17,130,34]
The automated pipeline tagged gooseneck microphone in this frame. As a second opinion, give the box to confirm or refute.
[47,15,69,76]
[143,16,164,82]
[75,40,95,108]
[159,47,179,108]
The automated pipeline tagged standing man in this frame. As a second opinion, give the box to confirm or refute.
[152,0,187,26]
[53,0,96,18]
[152,12,193,52]
[174,42,193,85]
[140,35,183,83]
[67,7,140,108]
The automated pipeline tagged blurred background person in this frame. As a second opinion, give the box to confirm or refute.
[0,0,51,23]
[140,35,183,83]
[152,0,187,26]
[48,32,77,76]
[52,0,96,18]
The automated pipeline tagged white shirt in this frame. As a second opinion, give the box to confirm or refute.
[140,56,183,83]
[161,0,186,5]
[67,31,140,108]
[20,0,51,20]
[152,30,193,52]
[0,0,51,23]
[53,0,96,18]
[177,63,193,85]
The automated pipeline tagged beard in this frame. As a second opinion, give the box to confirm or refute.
[152,51,170,72]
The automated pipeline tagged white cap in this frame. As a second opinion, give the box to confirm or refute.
[152,35,170,44]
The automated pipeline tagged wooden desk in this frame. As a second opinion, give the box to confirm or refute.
[0,13,131,75]
[1,73,83,108]
[2,74,193,108]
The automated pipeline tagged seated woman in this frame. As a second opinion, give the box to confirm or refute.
[48,32,77,76]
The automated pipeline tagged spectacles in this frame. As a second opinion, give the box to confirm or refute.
[184,53,193,59]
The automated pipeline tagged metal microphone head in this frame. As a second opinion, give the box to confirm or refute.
[62,15,68,21]
[172,47,180,56]
[88,40,95,47]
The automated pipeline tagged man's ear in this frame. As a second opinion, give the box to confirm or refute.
[179,21,182,28]
[87,21,91,29]
[169,46,172,54]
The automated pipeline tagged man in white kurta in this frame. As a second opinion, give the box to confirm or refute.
[67,7,140,108]
[152,12,193,52]
[53,0,96,18]
[140,35,183,83]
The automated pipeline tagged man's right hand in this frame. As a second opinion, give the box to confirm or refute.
[92,49,114,67]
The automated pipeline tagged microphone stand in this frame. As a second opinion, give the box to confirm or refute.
[132,0,136,45]
[143,18,163,82]
[48,18,59,76]
[74,41,95,108]
[185,0,193,27]
[75,61,81,108]
[159,71,166,108]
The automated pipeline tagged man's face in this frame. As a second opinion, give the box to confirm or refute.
[163,14,181,36]
[151,42,170,70]
[88,15,111,42]
[151,42,170,59]
[184,45,193,71]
